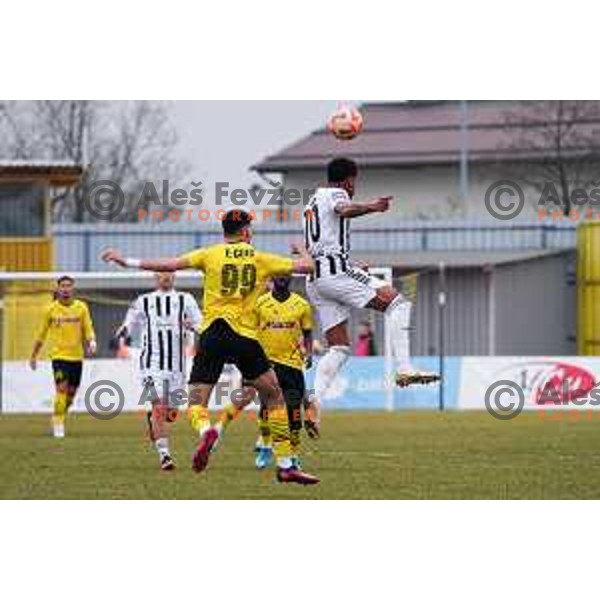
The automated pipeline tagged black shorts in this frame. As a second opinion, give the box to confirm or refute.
[52,359,83,389]
[272,362,306,406]
[189,319,271,385]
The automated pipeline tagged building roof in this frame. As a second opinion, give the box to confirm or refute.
[0,160,83,185]
[253,101,600,173]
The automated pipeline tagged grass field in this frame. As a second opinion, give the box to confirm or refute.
[1,410,600,499]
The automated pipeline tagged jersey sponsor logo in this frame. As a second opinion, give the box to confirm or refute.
[52,316,81,325]
[263,320,296,330]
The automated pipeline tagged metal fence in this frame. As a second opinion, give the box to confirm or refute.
[54,220,578,271]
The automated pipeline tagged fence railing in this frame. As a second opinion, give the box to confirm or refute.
[53,221,579,271]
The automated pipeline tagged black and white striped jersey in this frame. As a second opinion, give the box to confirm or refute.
[303,187,351,258]
[123,290,202,375]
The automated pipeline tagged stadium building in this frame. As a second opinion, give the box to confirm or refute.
[251,101,590,356]
[253,100,600,222]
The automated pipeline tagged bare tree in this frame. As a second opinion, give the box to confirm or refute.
[499,101,600,214]
[0,100,187,222]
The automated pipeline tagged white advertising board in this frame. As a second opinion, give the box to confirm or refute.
[1,355,241,414]
[459,357,600,411]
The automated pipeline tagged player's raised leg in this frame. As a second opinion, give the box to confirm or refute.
[309,299,352,405]
[367,287,440,387]
[188,382,219,472]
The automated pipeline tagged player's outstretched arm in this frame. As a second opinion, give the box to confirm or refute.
[334,196,393,219]
[101,248,191,272]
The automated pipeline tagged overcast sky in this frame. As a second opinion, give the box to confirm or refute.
[173,101,338,195]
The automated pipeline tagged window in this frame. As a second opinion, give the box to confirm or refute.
[0,183,45,236]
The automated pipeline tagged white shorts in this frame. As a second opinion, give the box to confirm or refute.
[306,269,386,332]
[140,370,186,410]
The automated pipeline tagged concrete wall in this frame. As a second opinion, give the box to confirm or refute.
[283,164,562,221]
[408,252,576,356]
[412,267,491,356]
[493,253,576,355]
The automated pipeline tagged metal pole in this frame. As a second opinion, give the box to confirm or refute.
[438,262,446,411]
[383,267,394,412]
[459,100,470,201]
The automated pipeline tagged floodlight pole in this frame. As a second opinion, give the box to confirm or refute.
[459,100,470,202]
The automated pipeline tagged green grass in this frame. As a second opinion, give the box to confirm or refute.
[1,410,600,499]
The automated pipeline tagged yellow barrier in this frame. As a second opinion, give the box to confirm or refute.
[577,223,600,355]
[3,282,54,360]
[0,239,54,359]
[0,239,53,272]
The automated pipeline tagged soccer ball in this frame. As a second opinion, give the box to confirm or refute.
[327,105,363,140]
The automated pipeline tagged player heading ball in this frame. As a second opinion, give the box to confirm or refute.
[303,157,440,400]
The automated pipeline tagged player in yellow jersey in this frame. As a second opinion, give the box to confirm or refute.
[101,209,319,485]
[253,274,319,470]
[30,275,97,438]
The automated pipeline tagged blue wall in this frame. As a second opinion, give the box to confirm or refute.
[305,357,461,410]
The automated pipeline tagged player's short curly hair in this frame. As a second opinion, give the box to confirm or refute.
[222,209,253,235]
[327,157,358,183]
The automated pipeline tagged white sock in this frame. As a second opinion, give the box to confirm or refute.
[385,295,413,372]
[315,345,350,399]
[155,437,170,459]
[278,457,293,470]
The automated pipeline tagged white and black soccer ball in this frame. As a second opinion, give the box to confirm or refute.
[327,105,364,141]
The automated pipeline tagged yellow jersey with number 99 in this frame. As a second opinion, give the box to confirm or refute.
[182,242,294,339]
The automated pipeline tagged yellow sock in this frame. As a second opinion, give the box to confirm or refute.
[290,428,301,457]
[258,407,272,447]
[189,404,211,436]
[269,405,292,466]
[218,402,241,431]
[53,390,68,426]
